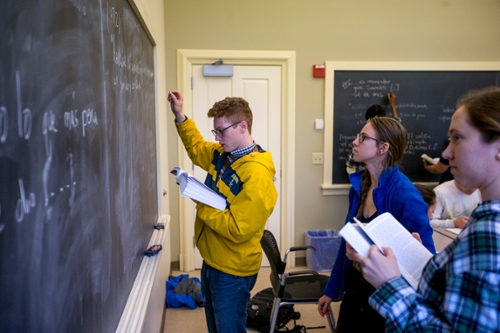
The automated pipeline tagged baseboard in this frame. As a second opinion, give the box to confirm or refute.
[295,256,306,267]
[170,261,180,271]
[115,215,171,333]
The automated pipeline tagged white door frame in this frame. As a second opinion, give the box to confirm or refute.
[176,49,296,271]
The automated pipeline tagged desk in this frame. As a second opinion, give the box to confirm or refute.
[432,228,459,252]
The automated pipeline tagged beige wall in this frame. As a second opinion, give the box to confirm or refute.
[162,0,500,263]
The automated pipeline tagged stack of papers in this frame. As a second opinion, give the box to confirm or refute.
[170,167,226,210]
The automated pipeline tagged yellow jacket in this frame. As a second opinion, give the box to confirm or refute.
[176,119,278,276]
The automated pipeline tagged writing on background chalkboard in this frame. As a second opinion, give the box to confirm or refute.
[332,70,500,184]
[0,0,158,332]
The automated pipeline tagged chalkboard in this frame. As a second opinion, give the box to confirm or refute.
[326,64,500,186]
[0,1,158,332]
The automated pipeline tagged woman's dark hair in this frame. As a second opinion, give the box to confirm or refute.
[414,184,436,207]
[368,117,407,168]
[365,104,386,120]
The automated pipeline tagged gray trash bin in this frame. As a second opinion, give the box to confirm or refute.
[304,230,342,272]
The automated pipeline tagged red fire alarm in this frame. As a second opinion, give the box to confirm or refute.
[313,65,325,78]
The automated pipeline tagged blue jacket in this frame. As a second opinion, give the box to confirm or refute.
[323,166,436,300]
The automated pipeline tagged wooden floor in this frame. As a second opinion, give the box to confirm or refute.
[162,266,340,333]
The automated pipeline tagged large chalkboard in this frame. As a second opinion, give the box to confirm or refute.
[326,64,500,186]
[0,1,158,332]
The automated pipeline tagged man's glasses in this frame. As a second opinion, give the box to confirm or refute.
[356,133,382,143]
[211,121,241,137]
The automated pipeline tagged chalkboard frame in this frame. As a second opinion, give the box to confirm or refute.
[321,61,500,195]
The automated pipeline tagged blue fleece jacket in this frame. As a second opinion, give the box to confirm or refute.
[323,166,436,300]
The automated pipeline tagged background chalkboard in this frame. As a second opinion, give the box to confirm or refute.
[332,70,500,184]
[0,1,158,332]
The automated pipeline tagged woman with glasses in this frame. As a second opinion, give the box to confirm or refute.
[346,92,400,174]
[352,87,500,332]
[317,116,435,333]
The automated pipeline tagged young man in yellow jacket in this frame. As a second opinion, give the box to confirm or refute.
[168,90,278,333]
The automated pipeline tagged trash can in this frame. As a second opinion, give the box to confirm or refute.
[304,230,342,272]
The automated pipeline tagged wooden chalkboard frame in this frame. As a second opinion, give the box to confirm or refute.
[322,61,500,195]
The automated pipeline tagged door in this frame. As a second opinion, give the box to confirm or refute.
[192,65,281,268]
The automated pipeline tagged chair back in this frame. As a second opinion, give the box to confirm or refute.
[261,230,287,293]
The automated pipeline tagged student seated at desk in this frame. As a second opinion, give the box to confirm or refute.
[414,183,436,220]
[431,179,481,228]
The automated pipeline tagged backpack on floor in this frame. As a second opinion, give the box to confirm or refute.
[246,287,300,332]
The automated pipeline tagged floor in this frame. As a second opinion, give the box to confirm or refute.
[162,266,340,333]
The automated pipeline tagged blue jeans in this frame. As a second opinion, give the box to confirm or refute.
[201,262,257,333]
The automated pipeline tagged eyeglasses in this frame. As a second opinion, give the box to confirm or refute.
[356,133,382,143]
[211,121,241,137]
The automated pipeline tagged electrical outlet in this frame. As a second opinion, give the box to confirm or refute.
[312,152,324,165]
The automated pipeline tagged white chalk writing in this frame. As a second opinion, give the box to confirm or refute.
[441,106,455,113]
[405,132,439,155]
[15,179,36,222]
[64,109,79,130]
[67,154,76,207]
[82,108,98,137]
[342,79,353,89]
[397,103,428,109]
[0,106,7,143]
[390,84,400,92]
[439,115,452,123]
[42,122,53,207]
[109,13,154,93]
[367,79,391,84]
[16,71,32,140]
[43,110,58,135]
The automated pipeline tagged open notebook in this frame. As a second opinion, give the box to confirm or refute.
[170,167,226,210]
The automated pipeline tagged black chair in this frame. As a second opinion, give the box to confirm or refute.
[260,229,339,333]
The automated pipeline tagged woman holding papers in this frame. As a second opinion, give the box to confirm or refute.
[317,116,436,333]
[353,86,500,332]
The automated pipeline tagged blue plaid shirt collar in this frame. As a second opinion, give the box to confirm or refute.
[231,142,256,158]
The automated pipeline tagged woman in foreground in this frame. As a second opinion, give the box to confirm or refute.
[353,86,500,332]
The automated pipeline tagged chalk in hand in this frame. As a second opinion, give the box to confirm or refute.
[144,244,162,257]
[421,154,439,165]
